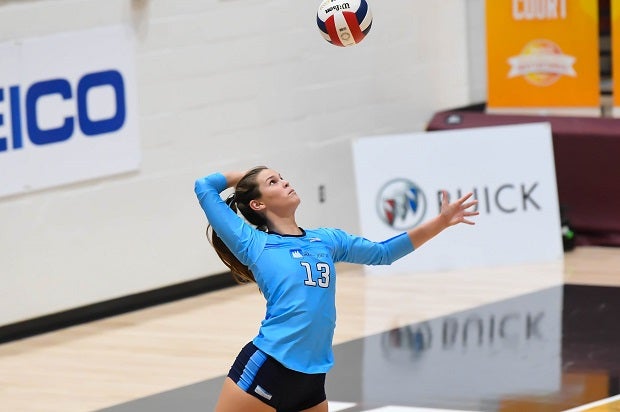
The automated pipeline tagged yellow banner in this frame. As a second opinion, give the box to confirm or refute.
[486,0,600,109]
[613,0,620,107]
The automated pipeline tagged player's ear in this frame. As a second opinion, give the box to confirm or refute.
[249,199,265,211]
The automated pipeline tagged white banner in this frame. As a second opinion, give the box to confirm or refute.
[0,26,140,197]
[352,123,562,274]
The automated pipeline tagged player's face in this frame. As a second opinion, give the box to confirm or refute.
[254,168,300,215]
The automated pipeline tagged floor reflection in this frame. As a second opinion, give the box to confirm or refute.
[328,284,620,411]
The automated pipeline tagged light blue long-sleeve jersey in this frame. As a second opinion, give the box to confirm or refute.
[195,172,414,373]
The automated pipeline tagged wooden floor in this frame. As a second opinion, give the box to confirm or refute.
[1,246,619,412]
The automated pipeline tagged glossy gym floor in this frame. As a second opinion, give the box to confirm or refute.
[1,246,619,412]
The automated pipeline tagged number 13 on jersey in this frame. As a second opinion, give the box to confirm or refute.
[301,261,331,288]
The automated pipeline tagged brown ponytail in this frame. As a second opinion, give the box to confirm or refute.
[207,166,268,285]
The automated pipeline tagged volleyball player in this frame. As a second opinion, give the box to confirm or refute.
[194,166,478,412]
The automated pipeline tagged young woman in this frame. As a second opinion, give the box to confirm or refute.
[194,166,478,412]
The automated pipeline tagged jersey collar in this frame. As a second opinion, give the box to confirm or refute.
[267,227,306,237]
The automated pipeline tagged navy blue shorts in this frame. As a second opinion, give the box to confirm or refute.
[228,341,327,412]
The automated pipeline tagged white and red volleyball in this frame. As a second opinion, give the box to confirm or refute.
[316,0,372,47]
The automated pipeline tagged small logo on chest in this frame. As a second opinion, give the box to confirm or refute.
[290,249,303,259]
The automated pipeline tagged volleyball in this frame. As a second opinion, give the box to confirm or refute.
[316,0,372,47]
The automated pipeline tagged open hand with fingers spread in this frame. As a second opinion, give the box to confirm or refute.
[406,189,479,249]
[439,190,479,227]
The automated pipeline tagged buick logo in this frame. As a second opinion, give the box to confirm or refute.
[376,178,427,230]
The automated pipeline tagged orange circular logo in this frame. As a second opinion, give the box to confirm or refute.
[507,39,576,87]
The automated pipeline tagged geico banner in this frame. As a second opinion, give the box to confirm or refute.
[352,123,562,274]
[0,26,140,198]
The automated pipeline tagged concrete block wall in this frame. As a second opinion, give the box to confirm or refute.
[0,0,484,325]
